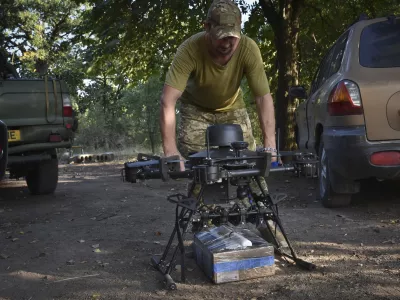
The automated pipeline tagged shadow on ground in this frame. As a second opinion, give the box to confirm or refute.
[0,164,399,300]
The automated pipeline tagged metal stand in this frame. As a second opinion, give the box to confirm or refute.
[122,125,319,290]
[150,183,201,290]
[254,177,316,269]
[150,175,316,290]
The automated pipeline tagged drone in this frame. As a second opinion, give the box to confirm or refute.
[122,124,318,290]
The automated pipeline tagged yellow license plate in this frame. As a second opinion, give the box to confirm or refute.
[8,130,21,142]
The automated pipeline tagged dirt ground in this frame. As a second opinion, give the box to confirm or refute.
[0,161,399,300]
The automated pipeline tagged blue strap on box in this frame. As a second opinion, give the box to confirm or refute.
[214,256,274,273]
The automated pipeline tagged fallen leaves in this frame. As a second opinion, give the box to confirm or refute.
[380,219,400,224]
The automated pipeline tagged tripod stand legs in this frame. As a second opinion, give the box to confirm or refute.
[254,177,316,271]
[150,203,195,290]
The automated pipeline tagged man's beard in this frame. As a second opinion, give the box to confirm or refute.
[217,46,233,56]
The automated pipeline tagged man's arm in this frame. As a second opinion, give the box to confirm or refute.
[242,39,276,153]
[160,84,183,157]
[255,93,277,155]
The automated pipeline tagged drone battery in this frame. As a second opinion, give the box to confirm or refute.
[193,225,275,284]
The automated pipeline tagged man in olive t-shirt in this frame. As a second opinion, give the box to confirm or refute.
[160,0,277,168]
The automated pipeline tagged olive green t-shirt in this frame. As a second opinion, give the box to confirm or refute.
[165,32,270,112]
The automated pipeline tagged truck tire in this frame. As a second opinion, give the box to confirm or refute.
[317,139,352,208]
[26,158,58,195]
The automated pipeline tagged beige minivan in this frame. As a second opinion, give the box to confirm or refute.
[291,16,400,208]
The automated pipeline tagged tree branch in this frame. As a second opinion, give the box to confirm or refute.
[279,0,284,18]
[49,15,69,44]
[291,0,305,22]
[259,0,280,34]
[302,2,333,29]
[17,23,33,41]
[4,37,27,54]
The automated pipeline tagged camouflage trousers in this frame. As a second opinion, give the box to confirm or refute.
[177,103,256,157]
[177,103,269,199]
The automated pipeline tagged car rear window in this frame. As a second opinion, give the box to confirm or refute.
[359,19,400,68]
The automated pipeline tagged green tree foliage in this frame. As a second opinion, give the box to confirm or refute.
[76,0,250,82]
[2,0,400,154]
[122,76,165,153]
[2,0,88,76]
[0,1,21,45]
[74,75,165,153]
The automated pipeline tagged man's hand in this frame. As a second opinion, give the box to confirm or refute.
[164,150,186,171]
[160,85,185,171]
[255,93,277,163]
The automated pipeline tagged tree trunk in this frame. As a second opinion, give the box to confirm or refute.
[145,110,156,154]
[259,0,303,151]
[145,83,156,154]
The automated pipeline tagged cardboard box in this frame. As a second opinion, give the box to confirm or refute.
[194,225,275,284]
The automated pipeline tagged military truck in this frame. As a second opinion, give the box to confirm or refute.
[0,55,77,194]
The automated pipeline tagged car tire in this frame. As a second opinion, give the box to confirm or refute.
[0,146,7,181]
[318,139,352,208]
[26,158,58,195]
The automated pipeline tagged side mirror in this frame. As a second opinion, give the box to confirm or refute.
[289,86,308,99]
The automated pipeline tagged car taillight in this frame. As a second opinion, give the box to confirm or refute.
[62,93,73,117]
[370,151,400,166]
[328,80,363,116]
[49,133,62,142]
[63,106,73,117]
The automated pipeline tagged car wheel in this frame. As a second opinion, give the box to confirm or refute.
[318,139,352,208]
[26,158,58,195]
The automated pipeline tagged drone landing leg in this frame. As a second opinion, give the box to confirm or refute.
[254,177,316,271]
[150,183,200,290]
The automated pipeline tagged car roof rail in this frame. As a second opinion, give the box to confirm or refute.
[387,14,397,24]
[358,13,369,21]
[347,13,369,28]
[347,13,368,29]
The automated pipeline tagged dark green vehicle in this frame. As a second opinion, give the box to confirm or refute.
[0,60,77,194]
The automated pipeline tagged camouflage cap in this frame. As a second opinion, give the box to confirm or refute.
[206,0,242,40]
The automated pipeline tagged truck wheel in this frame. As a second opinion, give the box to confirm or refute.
[26,158,58,195]
[318,140,352,208]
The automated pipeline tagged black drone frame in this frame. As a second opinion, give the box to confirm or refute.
[122,125,318,290]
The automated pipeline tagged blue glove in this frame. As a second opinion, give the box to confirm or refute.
[271,161,279,168]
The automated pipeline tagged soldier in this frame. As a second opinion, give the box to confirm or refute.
[160,0,277,174]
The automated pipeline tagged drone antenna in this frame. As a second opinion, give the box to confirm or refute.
[206,127,211,159]
[277,128,280,160]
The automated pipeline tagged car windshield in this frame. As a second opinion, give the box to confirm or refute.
[359,18,400,68]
